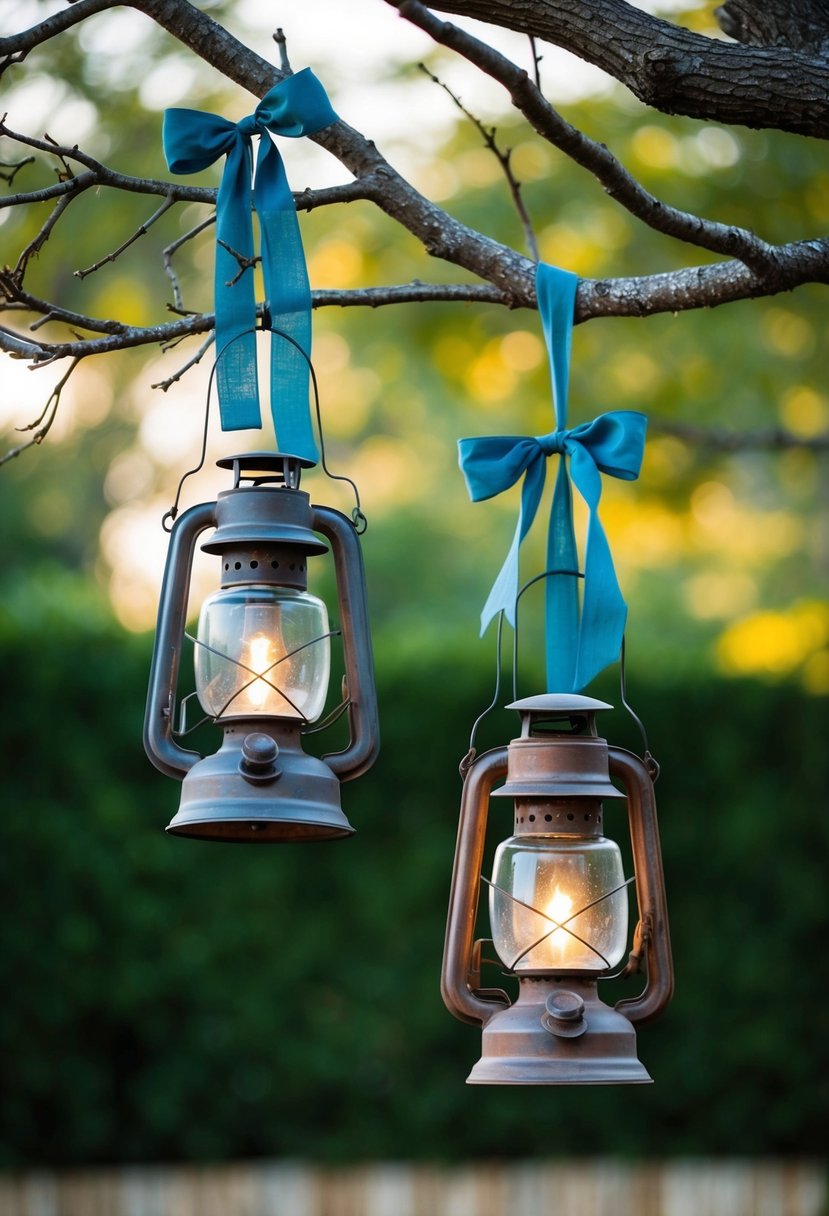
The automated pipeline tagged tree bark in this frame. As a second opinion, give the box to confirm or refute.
[423,0,829,137]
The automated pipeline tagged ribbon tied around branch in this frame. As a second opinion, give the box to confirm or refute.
[458,264,647,692]
[163,70,337,457]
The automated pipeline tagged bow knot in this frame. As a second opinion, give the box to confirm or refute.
[458,263,647,692]
[537,430,567,457]
[163,70,337,453]
[236,114,260,139]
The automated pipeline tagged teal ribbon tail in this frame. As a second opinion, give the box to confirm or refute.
[545,459,579,691]
[163,69,337,457]
[458,435,548,633]
[565,413,647,687]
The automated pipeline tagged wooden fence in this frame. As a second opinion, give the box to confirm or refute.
[0,1161,825,1216]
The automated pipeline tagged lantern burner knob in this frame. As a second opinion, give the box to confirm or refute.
[239,732,281,783]
[542,989,587,1038]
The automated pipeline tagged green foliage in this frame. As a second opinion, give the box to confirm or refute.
[0,617,826,1167]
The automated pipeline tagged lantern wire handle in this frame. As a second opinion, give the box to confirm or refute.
[460,610,505,778]
[161,320,366,533]
[460,567,583,778]
[618,636,660,782]
[461,569,659,780]
[511,567,583,704]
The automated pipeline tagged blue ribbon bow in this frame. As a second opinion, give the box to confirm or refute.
[458,263,647,692]
[163,70,338,457]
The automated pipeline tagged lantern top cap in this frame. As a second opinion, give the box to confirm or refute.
[507,694,613,715]
[217,451,316,491]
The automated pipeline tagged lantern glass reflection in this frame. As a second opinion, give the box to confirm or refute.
[194,585,330,722]
[490,833,628,973]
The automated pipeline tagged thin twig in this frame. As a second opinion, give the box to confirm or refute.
[152,335,214,391]
[528,36,543,89]
[163,216,215,311]
[399,0,780,276]
[216,238,261,286]
[418,62,539,260]
[13,193,74,282]
[0,358,80,465]
[273,26,291,74]
[0,155,34,184]
[74,194,177,279]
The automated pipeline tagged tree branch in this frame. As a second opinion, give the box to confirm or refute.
[2,0,829,350]
[418,0,829,139]
[398,0,779,275]
[650,417,829,451]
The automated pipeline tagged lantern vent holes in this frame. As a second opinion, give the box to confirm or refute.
[221,559,305,573]
[515,809,601,828]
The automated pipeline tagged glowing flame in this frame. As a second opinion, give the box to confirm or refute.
[544,886,575,958]
[246,634,276,707]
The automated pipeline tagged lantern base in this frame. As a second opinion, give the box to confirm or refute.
[468,977,651,1085]
[166,721,354,843]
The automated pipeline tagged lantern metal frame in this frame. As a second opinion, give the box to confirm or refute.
[144,451,379,842]
[441,693,673,1084]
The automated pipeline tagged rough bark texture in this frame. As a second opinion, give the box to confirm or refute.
[716,0,829,53]
[427,0,829,137]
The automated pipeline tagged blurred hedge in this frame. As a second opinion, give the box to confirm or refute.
[0,618,827,1167]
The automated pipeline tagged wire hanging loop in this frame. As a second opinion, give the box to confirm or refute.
[263,311,366,532]
[161,317,366,533]
[460,566,584,778]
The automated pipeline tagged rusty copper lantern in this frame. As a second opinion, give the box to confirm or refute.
[442,694,672,1084]
[144,452,379,842]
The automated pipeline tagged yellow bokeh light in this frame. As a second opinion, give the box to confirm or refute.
[642,436,693,486]
[762,308,815,358]
[100,498,181,632]
[608,350,662,398]
[467,342,517,405]
[318,366,379,439]
[780,385,828,437]
[629,126,678,170]
[603,498,685,567]
[414,158,459,201]
[685,571,757,620]
[716,601,829,681]
[314,331,351,375]
[456,148,504,189]
[433,335,474,381]
[499,330,544,372]
[307,240,364,287]
[538,223,604,276]
[690,481,801,563]
[93,276,153,327]
[351,434,427,509]
[690,480,735,528]
[511,141,553,182]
